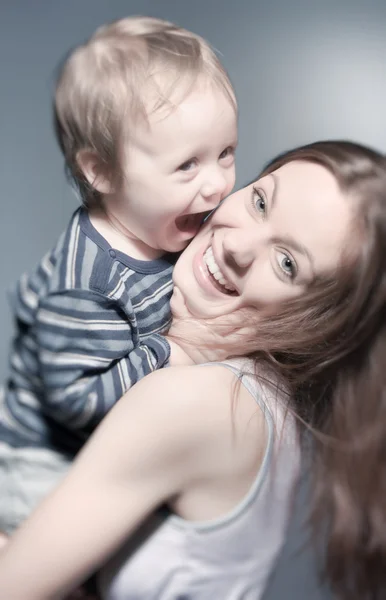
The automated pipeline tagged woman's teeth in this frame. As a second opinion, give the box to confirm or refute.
[203,246,236,294]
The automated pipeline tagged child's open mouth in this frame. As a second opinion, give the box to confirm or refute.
[175,212,209,236]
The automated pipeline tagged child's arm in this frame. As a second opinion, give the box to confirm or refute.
[0,367,212,600]
[35,288,171,432]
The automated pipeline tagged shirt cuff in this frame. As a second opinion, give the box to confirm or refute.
[143,334,171,368]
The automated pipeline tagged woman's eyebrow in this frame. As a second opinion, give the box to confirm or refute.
[269,173,278,209]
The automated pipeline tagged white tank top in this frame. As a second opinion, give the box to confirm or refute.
[98,360,301,600]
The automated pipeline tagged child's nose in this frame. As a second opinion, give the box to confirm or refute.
[201,168,227,203]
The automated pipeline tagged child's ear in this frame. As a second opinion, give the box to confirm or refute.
[76,149,113,194]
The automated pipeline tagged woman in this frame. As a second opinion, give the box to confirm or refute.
[0,140,385,600]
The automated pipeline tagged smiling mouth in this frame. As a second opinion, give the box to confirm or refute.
[203,246,238,296]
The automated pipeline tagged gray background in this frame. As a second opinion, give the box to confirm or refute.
[1,0,386,597]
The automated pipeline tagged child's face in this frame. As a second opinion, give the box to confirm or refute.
[110,85,237,254]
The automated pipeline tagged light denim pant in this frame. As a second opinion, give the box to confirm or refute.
[0,441,71,534]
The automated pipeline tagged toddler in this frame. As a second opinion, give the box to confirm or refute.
[0,15,237,538]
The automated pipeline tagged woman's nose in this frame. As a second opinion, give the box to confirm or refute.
[222,230,258,270]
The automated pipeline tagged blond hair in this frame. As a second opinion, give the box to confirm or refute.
[54,16,236,205]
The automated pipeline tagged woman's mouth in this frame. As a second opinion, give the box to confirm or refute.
[203,246,237,295]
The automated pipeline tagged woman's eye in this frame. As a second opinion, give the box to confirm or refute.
[252,187,266,214]
[219,146,234,160]
[276,250,297,279]
[178,158,198,172]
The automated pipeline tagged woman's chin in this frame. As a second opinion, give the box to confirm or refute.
[186,297,241,320]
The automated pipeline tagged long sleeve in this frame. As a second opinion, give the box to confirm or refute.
[1,208,174,452]
[35,288,171,431]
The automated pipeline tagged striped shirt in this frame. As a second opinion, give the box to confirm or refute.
[0,209,174,455]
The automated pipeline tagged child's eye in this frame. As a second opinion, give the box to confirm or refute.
[275,250,297,280]
[178,158,198,172]
[252,186,266,215]
[219,146,234,160]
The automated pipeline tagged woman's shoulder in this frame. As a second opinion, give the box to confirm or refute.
[140,362,266,442]
[143,362,243,403]
[148,360,276,406]
[115,363,268,497]
[116,363,239,429]
[154,363,268,508]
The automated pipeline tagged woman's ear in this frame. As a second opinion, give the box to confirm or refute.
[76,149,113,195]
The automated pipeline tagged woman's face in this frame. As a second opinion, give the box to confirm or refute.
[172,160,353,319]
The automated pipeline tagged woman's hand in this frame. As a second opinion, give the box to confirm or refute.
[167,287,252,364]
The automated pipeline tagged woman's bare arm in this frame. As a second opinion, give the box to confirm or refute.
[0,367,219,600]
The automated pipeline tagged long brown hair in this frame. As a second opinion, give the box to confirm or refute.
[246,141,386,599]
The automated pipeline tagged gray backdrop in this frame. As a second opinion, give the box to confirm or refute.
[1,0,386,598]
